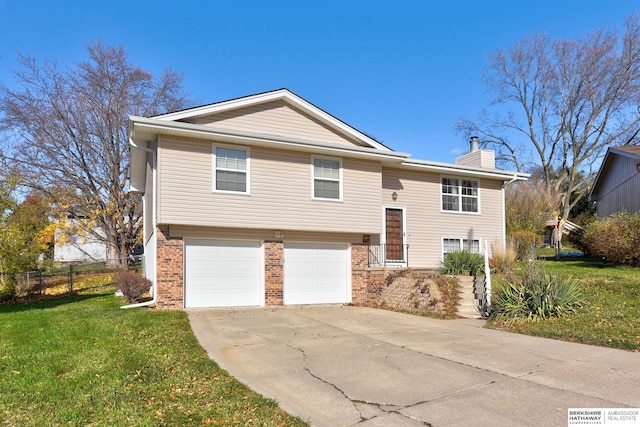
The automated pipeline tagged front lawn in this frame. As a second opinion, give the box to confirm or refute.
[0,289,307,426]
[488,258,640,351]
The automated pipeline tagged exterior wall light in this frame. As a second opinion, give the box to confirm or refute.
[391,191,398,201]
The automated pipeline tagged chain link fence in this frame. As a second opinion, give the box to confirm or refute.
[0,257,142,299]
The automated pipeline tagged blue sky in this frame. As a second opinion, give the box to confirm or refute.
[0,1,638,163]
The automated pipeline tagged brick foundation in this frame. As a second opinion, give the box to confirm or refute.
[152,230,394,309]
[264,240,284,305]
[362,268,394,306]
[155,226,184,309]
[351,243,370,304]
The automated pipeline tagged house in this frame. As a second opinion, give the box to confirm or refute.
[128,89,528,309]
[589,145,640,217]
[53,219,108,263]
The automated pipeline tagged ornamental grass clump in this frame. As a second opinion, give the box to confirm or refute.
[441,250,485,276]
[491,261,583,323]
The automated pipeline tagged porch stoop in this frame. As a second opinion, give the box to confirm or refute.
[456,276,483,318]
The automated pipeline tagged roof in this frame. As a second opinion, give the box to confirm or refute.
[152,88,392,152]
[610,145,640,158]
[128,89,528,192]
[589,145,640,200]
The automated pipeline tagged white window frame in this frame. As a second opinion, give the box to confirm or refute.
[441,175,480,214]
[311,155,343,201]
[442,237,482,260]
[212,144,250,194]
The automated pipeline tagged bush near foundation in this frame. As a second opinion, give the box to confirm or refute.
[441,250,484,276]
[115,270,151,303]
[584,212,640,266]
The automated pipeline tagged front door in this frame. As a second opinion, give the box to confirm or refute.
[385,208,404,262]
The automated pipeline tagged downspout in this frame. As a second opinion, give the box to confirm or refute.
[488,174,519,315]
[501,174,518,252]
[122,138,157,309]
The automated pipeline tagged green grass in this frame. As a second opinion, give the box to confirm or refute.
[0,289,307,426]
[488,258,640,350]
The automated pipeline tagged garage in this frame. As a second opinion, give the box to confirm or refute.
[283,243,350,305]
[184,239,262,308]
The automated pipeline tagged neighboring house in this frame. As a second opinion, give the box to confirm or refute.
[54,220,108,263]
[589,145,640,217]
[128,89,528,309]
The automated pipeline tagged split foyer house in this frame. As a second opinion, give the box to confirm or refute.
[589,145,640,217]
[128,89,528,309]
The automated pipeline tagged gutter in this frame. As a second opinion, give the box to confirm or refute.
[129,138,155,155]
[502,174,520,188]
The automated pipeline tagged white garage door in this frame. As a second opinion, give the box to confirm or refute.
[184,240,262,308]
[284,243,350,305]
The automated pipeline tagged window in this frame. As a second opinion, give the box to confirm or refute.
[443,238,481,258]
[213,146,249,193]
[312,156,341,200]
[441,176,479,213]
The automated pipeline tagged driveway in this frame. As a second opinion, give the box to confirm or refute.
[188,305,640,427]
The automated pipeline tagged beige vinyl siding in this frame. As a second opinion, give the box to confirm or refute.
[170,225,364,244]
[181,100,363,146]
[455,150,495,169]
[157,136,381,234]
[382,167,505,268]
[594,155,640,217]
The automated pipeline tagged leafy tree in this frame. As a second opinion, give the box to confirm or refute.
[458,15,640,237]
[0,179,52,298]
[0,41,190,268]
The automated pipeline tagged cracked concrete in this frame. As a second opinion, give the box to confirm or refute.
[187,305,640,427]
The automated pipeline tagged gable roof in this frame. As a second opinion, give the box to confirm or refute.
[589,145,640,200]
[153,88,392,152]
[128,89,528,192]
[611,145,640,158]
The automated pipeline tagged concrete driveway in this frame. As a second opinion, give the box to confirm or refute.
[188,305,640,427]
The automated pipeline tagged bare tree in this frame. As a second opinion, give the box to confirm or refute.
[0,41,190,268]
[458,15,640,234]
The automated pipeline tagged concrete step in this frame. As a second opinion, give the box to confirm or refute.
[456,276,485,318]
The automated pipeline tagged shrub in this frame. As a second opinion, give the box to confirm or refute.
[0,273,17,302]
[114,270,151,304]
[508,230,539,261]
[489,238,517,276]
[584,211,640,266]
[441,250,485,276]
[490,261,583,323]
